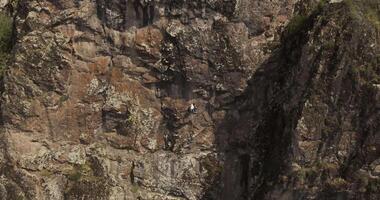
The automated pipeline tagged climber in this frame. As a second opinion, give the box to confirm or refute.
[188,103,197,114]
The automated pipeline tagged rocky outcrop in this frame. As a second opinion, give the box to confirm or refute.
[0,0,378,200]
[213,0,380,199]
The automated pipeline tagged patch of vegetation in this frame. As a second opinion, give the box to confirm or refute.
[64,175,110,199]
[346,0,380,30]
[316,0,329,11]
[350,63,380,85]
[296,166,319,183]
[366,10,380,30]
[367,178,380,193]
[67,163,93,182]
[323,39,336,50]
[64,161,110,199]
[0,52,10,75]
[286,15,309,35]
[326,177,348,190]
[68,170,82,181]
[295,160,339,185]
[358,174,369,191]
[131,184,139,193]
[0,11,13,76]
[0,12,12,51]
[317,161,338,172]
[126,113,137,125]
[285,0,330,35]
[200,155,223,184]
[59,95,69,104]
[10,0,20,8]
[15,195,25,200]
[40,169,54,177]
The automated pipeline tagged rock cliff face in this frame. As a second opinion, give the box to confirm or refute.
[0,0,378,199]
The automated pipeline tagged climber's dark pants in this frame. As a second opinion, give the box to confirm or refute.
[133,0,141,19]
[133,1,155,26]
[148,4,155,24]
[142,3,155,26]
[142,6,149,26]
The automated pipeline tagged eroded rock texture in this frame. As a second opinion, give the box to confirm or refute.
[0,0,378,199]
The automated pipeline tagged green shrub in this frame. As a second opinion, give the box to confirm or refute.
[315,0,329,13]
[0,12,12,52]
[367,178,380,192]
[350,63,380,85]
[67,163,97,182]
[68,170,82,181]
[286,15,308,35]
[0,11,12,75]
[327,177,348,190]
[130,185,139,193]
[59,95,69,104]
[346,0,380,30]
[0,53,9,75]
[285,0,330,35]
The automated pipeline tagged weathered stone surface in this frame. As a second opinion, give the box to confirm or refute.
[0,0,379,200]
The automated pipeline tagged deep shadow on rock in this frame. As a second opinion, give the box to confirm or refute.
[202,1,380,199]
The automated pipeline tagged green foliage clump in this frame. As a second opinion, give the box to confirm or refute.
[327,178,348,190]
[315,0,329,13]
[350,63,380,85]
[67,163,93,182]
[286,15,308,35]
[64,162,110,199]
[285,0,330,35]
[68,170,82,181]
[59,95,69,104]
[15,194,25,200]
[0,11,13,75]
[367,178,380,193]
[0,12,12,51]
[365,9,380,30]
[126,114,136,125]
[130,185,139,193]
[346,0,380,30]
[296,166,319,183]
[40,169,54,177]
